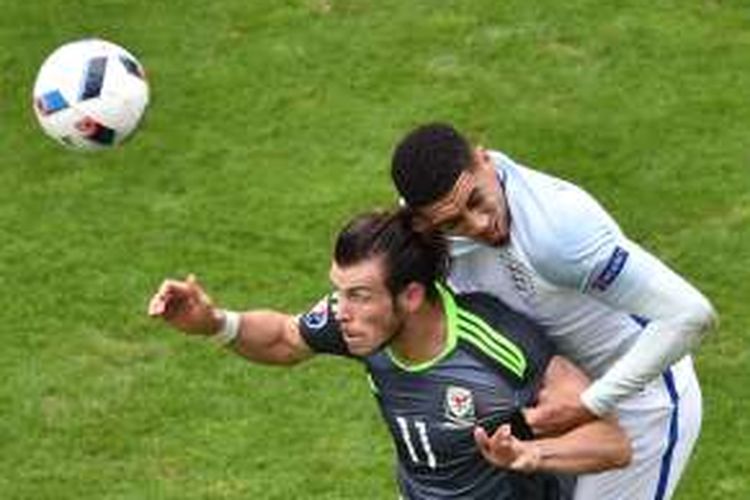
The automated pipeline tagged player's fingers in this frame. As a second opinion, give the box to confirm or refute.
[486,424,513,452]
[476,425,517,468]
[150,291,183,318]
[188,275,207,300]
[496,423,511,440]
[473,426,491,454]
[187,274,209,296]
[185,273,214,306]
[149,279,193,317]
[153,279,188,301]
[147,292,166,316]
[148,280,180,316]
[162,292,191,320]
[184,273,202,297]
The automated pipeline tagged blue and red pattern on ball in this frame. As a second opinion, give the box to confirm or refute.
[75,116,116,145]
[35,90,69,115]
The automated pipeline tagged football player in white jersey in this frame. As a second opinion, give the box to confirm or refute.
[390,123,717,500]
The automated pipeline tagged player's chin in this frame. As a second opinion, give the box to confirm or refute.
[480,226,508,247]
[346,343,375,357]
[344,337,376,357]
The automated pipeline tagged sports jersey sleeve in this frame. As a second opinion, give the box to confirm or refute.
[579,236,716,415]
[522,176,622,291]
[528,184,716,416]
[297,293,353,357]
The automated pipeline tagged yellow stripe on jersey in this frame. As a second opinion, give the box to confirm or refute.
[455,308,527,379]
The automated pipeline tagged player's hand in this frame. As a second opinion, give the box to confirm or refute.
[523,397,597,437]
[474,424,540,473]
[523,356,597,435]
[147,274,221,336]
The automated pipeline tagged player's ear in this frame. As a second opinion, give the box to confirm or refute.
[411,211,433,234]
[398,282,427,314]
[471,147,493,175]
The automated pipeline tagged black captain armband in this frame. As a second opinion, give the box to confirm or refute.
[478,410,535,440]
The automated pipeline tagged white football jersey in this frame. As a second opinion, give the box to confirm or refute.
[445,150,713,499]
[448,151,675,379]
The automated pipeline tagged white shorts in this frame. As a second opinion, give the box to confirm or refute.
[574,356,702,500]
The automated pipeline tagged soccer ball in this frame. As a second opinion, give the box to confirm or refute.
[32,38,149,150]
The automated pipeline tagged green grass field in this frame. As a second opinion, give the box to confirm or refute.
[1,0,749,498]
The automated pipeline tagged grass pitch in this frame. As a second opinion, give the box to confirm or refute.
[1,1,748,498]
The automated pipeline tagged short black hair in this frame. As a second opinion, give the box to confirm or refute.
[334,210,448,301]
[391,123,472,208]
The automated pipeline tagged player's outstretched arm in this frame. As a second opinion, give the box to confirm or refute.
[528,185,716,429]
[147,275,314,366]
[580,240,717,417]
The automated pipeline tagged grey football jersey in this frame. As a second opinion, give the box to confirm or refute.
[299,286,572,500]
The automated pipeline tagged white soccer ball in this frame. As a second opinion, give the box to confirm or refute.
[32,38,150,150]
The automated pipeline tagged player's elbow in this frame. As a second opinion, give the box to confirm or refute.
[610,433,633,469]
[595,426,632,472]
[594,419,632,472]
[683,294,718,341]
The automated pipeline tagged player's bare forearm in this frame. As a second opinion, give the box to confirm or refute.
[148,276,313,365]
[480,356,630,473]
[528,417,631,473]
[230,310,313,365]
[581,240,717,416]
[525,356,598,435]
[474,416,630,474]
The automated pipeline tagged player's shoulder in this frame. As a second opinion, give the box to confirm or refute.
[494,153,624,288]
[524,194,621,289]
[454,291,524,320]
[298,293,353,357]
[453,291,546,343]
[453,291,553,382]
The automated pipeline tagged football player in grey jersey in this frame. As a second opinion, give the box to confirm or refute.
[390,123,717,499]
[148,210,631,500]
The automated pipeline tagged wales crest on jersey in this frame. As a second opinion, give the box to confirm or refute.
[444,386,475,427]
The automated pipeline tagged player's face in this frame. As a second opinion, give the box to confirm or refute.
[416,148,509,247]
[329,258,404,356]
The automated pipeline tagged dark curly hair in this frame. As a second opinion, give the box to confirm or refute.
[334,209,448,301]
[391,123,472,208]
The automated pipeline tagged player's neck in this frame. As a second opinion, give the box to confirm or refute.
[390,302,447,364]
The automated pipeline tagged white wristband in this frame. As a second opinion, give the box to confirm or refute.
[212,310,241,346]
